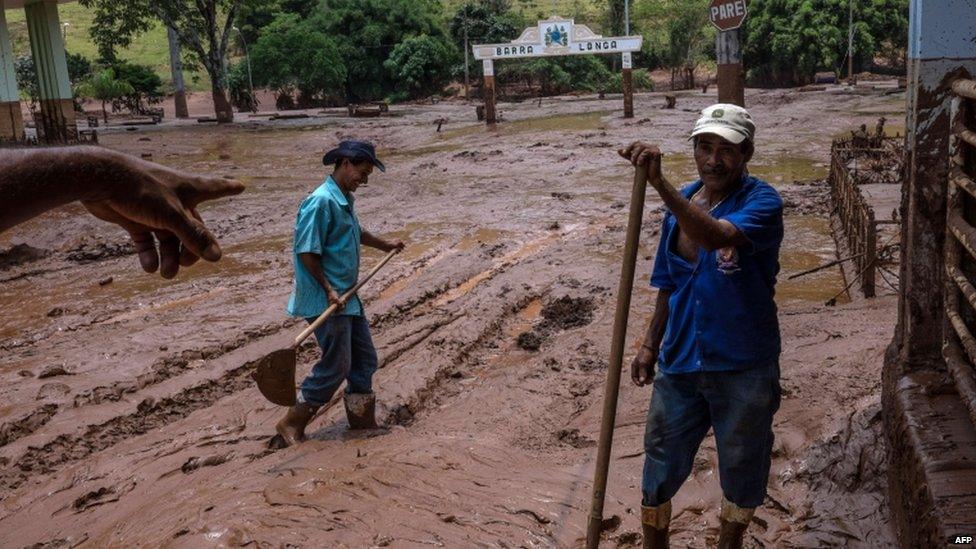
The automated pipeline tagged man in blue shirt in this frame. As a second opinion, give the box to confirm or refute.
[619,104,783,549]
[276,140,403,447]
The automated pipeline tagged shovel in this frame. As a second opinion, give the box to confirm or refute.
[251,249,400,406]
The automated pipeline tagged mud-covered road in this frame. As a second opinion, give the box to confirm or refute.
[0,87,904,547]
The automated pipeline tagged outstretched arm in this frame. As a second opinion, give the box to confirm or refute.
[0,146,244,278]
[618,142,745,251]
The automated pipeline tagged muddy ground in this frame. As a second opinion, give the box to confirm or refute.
[0,86,905,547]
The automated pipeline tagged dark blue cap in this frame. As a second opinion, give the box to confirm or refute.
[322,140,385,172]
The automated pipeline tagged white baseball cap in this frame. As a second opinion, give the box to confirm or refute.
[690,103,755,144]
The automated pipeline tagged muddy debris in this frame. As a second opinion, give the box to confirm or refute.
[72,486,118,512]
[38,364,73,378]
[97,277,113,286]
[45,307,67,318]
[66,241,134,263]
[0,243,49,270]
[36,382,71,401]
[181,453,233,474]
[556,428,596,448]
[0,404,57,446]
[516,331,542,351]
[540,295,596,330]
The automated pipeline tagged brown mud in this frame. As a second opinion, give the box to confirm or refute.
[0,87,902,546]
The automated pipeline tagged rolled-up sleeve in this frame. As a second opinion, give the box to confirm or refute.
[650,216,676,291]
[294,198,329,255]
[722,186,783,253]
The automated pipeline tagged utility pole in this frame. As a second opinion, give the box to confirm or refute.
[624,0,630,35]
[233,26,255,112]
[463,13,470,99]
[848,0,854,81]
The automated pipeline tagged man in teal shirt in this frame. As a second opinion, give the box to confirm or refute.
[277,140,403,446]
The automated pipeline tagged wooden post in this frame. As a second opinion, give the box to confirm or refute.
[622,52,634,118]
[483,59,497,125]
[586,164,649,548]
[716,28,744,107]
[864,211,877,298]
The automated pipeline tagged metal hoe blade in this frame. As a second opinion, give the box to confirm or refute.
[251,348,298,406]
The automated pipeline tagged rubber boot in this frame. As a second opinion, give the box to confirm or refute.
[640,500,671,549]
[275,402,317,446]
[717,496,753,549]
[344,392,379,429]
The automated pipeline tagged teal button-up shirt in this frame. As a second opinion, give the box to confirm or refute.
[286,176,363,318]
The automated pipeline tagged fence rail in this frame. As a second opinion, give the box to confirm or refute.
[944,77,976,429]
[827,137,901,297]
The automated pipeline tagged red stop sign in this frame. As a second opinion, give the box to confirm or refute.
[709,0,747,31]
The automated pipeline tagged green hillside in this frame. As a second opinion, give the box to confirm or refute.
[2,1,606,93]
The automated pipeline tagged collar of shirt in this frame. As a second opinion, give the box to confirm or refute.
[324,175,354,208]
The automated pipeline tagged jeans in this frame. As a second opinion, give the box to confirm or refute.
[641,362,781,508]
[298,315,378,407]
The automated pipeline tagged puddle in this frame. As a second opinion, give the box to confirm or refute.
[437,110,613,141]
[777,215,849,304]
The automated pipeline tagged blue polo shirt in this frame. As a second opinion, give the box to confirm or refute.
[650,175,783,373]
[287,176,363,318]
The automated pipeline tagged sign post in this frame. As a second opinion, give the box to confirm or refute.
[473,17,643,124]
[622,52,634,118]
[709,0,747,107]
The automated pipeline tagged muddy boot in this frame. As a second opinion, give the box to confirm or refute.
[641,500,671,549]
[275,402,317,446]
[344,392,379,430]
[717,497,753,549]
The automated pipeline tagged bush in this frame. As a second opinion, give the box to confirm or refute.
[384,35,455,100]
[498,56,616,96]
[108,61,163,114]
[228,62,258,112]
[250,13,347,108]
[606,68,655,93]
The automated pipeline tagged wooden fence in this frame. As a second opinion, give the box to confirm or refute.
[828,137,900,297]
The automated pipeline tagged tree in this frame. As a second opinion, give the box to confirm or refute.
[384,35,454,100]
[77,69,134,122]
[249,13,347,107]
[636,0,714,89]
[110,61,164,114]
[81,0,245,123]
[742,0,909,86]
[315,0,454,102]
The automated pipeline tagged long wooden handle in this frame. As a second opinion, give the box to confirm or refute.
[586,163,649,548]
[293,249,400,347]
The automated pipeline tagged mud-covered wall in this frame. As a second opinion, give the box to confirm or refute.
[886,1,976,546]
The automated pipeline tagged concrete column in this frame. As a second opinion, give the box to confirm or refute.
[622,52,633,118]
[0,1,24,141]
[884,1,976,546]
[716,28,744,107]
[168,26,188,119]
[483,59,496,125]
[891,0,976,371]
[24,0,75,143]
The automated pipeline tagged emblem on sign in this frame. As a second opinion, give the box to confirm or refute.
[545,25,569,47]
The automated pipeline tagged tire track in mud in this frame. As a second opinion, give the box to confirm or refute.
[70,321,293,408]
[0,404,58,449]
[0,321,295,453]
[385,293,543,426]
[0,343,319,495]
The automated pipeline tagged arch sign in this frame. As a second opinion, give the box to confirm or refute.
[472,16,644,124]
